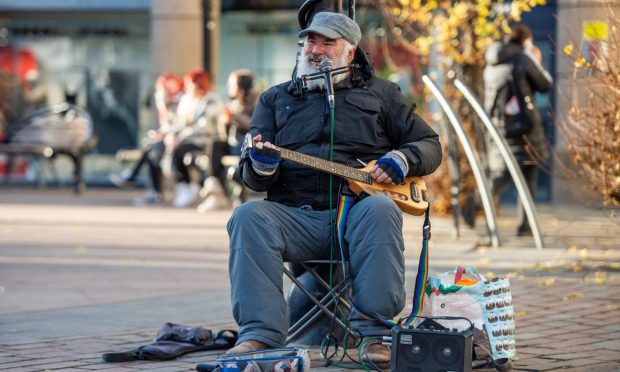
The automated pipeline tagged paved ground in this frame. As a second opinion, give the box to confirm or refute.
[0,187,619,371]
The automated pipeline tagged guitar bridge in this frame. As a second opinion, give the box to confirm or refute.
[382,189,408,201]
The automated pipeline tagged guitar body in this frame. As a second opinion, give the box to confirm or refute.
[347,161,429,216]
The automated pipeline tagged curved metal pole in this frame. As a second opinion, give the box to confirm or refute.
[422,75,500,249]
[454,78,544,249]
[444,120,462,238]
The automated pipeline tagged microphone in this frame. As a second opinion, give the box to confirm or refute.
[319,56,335,109]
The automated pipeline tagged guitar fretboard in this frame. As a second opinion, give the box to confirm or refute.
[274,146,372,184]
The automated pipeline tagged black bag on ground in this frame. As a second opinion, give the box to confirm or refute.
[102,323,237,362]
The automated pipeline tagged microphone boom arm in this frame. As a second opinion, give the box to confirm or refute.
[301,64,355,83]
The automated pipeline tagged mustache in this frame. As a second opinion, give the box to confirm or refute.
[306,54,331,64]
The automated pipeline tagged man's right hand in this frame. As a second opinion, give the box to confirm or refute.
[249,134,281,176]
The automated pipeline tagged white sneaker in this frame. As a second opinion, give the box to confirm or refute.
[133,191,162,206]
[199,176,219,198]
[173,183,188,207]
[197,194,230,213]
[173,182,199,208]
[109,168,135,188]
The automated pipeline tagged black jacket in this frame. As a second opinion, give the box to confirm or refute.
[240,50,442,210]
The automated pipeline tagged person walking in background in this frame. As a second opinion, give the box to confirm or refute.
[476,24,553,236]
[109,73,184,205]
[226,12,442,363]
[170,69,225,208]
[197,69,258,212]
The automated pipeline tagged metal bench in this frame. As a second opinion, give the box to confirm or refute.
[0,103,97,193]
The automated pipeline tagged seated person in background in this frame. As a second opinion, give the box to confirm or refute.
[197,69,258,212]
[109,73,184,205]
[226,12,442,364]
[170,69,225,208]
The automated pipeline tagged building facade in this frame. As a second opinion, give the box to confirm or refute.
[1,0,616,205]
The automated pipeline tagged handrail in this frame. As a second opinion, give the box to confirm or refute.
[453,78,544,249]
[422,75,500,249]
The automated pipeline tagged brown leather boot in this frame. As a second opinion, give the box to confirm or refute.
[226,340,270,354]
[362,341,391,364]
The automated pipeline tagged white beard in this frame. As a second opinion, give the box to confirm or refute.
[296,52,351,91]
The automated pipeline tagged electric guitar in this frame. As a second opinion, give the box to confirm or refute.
[247,139,429,216]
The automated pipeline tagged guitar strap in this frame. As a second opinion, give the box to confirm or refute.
[335,194,431,328]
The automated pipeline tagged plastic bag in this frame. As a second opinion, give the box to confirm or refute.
[423,267,516,363]
[214,347,310,372]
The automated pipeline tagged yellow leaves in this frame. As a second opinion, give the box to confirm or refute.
[562,292,585,301]
[452,2,469,20]
[415,36,432,56]
[476,257,492,268]
[510,2,522,22]
[583,271,616,285]
[475,3,489,18]
[515,310,526,317]
[584,277,612,284]
[606,304,619,311]
[574,57,587,68]
[536,277,556,287]
[380,0,546,60]
[564,43,574,56]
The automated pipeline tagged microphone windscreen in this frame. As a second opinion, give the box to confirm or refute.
[319,56,334,72]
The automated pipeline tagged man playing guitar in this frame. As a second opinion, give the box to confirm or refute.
[226,11,442,364]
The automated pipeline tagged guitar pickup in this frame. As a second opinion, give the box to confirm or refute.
[410,183,420,203]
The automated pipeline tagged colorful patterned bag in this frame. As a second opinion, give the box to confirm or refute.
[423,267,516,366]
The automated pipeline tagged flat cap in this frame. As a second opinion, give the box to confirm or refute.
[298,12,361,46]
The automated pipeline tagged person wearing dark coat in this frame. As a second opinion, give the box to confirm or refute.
[225,11,442,364]
[482,24,553,236]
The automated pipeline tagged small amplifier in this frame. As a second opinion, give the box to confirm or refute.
[390,322,473,372]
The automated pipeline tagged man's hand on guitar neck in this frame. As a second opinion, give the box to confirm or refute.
[249,134,281,176]
[371,150,409,185]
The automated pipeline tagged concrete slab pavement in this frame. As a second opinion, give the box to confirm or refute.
[0,187,618,371]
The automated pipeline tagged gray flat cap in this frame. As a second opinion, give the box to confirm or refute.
[298,12,361,46]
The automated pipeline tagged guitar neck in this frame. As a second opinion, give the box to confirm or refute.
[273,145,372,184]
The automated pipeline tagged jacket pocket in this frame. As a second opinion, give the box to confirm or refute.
[342,94,381,145]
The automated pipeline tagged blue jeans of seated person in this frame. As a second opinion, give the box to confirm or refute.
[226,194,406,347]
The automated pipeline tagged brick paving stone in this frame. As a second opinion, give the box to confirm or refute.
[560,361,620,371]
[517,333,546,340]
[79,367,143,372]
[588,340,620,350]
[76,362,137,370]
[0,355,28,364]
[543,352,596,360]
[0,357,73,370]
[133,365,195,372]
[516,358,574,371]
[587,348,620,361]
